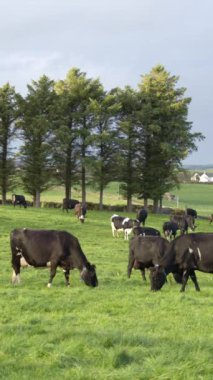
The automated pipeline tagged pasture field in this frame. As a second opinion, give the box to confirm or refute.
[9,182,213,216]
[0,205,212,380]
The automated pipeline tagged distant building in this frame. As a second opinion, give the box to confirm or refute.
[191,172,213,183]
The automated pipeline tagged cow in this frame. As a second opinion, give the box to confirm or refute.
[186,208,197,219]
[127,235,170,286]
[149,233,213,292]
[163,221,179,240]
[137,208,148,226]
[12,194,27,208]
[111,214,140,240]
[10,228,98,288]
[74,203,87,223]
[170,214,196,235]
[209,214,213,224]
[133,226,161,237]
[62,198,80,212]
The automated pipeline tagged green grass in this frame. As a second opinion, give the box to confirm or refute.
[8,182,213,217]
[0,205,212,379]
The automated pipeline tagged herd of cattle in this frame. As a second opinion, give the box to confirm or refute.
[9,195,213,293]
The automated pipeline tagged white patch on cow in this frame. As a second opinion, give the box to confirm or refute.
[47,283,52,288]
[189,248,194,253]
[46,261,51,267]
[16,247,23,256]
[111,214,119,220]
[20,257,31,267]
[12,270,21,284]
[154,264,159,268]
[197,247,202,260]
[122,217,130,225]
[124,228,132,240]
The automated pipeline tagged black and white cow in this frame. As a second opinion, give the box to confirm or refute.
[62,198,80,212]
[12,194,27,208]
[10,228,98,288]
[111,214,140,240]
[149,233,213,292]
[133,226,161,237]
[163,221,179,240]
[127,235,170,287]
[136,208,148,226]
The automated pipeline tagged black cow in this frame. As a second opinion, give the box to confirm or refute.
[170,214,195,235]
[137,208,148,226]
[12,194,27,208]
[186,208,197,219]
[133,226,161,237]
[111,214,140,240]
[163,221,179,240]
[149,233,213,292]
[10,228,98,288]
[62,198,80,212]
[127,235,170,287]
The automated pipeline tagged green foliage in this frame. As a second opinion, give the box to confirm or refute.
[0,205,212,379]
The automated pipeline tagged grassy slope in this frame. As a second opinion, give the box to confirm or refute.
[0,206,212,379]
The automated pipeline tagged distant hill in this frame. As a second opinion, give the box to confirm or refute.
[183,164,213,171]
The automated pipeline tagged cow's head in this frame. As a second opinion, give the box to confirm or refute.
[149,266,167,291]
[81,263,98,287]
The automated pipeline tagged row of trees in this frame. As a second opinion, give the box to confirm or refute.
[0,65,204,211]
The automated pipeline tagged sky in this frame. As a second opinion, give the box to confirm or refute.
[1,0,212,165]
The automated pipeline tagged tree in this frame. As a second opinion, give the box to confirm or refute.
[136,65,204,211]
[88,90,121,209]
[18,76,56,207]
[0,83,19,203]
[114,86,142,212]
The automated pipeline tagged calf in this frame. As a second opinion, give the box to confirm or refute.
[163,221,179,240]
[127,235,170,289]
[149,233,213,292]
[10,228,98,288]
[111,214,140,240]
[74,203,87,223]
[12,194,27,208]
[62,198,80,212]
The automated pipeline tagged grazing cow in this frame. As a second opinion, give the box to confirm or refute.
[137,208,148,226]
[10,228,98,288]
[149,233,213,292]
[74,203,87,223]
[133,226,161,237]
[62,198,80,212]
[170,214,196,235]
[127,235,170,287]
[111,214,140,240]
[163,221,179,240]
[12,194,27,208]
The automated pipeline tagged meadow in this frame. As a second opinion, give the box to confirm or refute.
[0,186,213,379]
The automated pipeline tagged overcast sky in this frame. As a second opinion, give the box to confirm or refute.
[1,0,212,165]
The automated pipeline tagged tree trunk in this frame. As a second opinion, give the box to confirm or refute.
[34,190,41,208]
[144,198,148,209]
[126,197,132,212]
[153,199,159,213]
[99,183,104,210]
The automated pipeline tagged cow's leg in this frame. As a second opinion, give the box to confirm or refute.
[127,252,135,278]
[189,270,200,291]
[63,269,70,287]
[47,262,58,287]
[11,255,21,284]
[140,269,146,281]
[180,269,190,292]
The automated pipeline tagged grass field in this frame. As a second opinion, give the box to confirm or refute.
[8,182,213,217]
[0,201,212,379]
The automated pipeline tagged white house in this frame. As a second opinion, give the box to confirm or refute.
[199,172,213,183]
